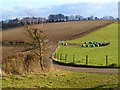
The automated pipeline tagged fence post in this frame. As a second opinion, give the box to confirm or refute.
[57,53,59,60]
[73,54,75,63]
[9,58,12,73]
[65,54,67,62]
[60,54,62,60]
[106,55,108,66]
[54,52,56,58]
[86,55,88,65]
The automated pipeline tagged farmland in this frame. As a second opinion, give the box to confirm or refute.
[1,20,114,59]
[1,20,113,42]
[1,21,119,89]
[56,23,118,66]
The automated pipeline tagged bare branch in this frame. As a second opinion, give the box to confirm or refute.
[23,22,49,71]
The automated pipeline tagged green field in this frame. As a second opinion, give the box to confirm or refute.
[56,23,118,66]
[2,70,118,88]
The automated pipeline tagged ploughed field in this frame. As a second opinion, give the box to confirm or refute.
[56,23,118,66]
[1,20,113,42]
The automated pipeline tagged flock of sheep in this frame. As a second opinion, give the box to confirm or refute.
[59,41,110,48]
[82,41,110,47]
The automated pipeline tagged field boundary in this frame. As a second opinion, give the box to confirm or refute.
[51,22,119,69]
[52,59,120,69]
[68,22,114,41]
[51,45,119,69]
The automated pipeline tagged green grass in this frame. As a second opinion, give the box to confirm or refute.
[2,70,118,88]
[56,24,118,66]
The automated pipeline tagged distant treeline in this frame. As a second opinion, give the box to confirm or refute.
[1,13,119,30]
[1,22,24,30]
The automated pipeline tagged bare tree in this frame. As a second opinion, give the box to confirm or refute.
[23,22,49,71]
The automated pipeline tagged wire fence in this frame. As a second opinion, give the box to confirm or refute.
[54,53,111,66]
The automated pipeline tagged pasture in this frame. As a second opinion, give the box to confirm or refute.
[2,70,118,88]
[56,23,118,66]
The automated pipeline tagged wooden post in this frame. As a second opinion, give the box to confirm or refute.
[57,53,59,60]
[106,55,108,66]
[60,54,62,60]
[65,54,67,62]
[54,53,56,58]
[86,55,88,65]
[73,54,75,63]
[9,58,12,72]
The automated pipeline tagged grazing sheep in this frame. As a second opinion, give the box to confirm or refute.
[89,42,93,44]
[98,43,103,46]
[86,44,89,47]
[84,42,87,44]
[61,42,64,45]
[59,41,64,44]
[93,41,97,44]
[82,41,110,48]
[82,44,85,47]
[64,43,68,46]
[91,44,95,47]
[96,44,99,47]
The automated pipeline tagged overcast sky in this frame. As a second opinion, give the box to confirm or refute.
[1,0,119,21]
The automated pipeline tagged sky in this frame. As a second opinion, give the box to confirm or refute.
[0,0,119,21]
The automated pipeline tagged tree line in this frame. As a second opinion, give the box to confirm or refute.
[1,14,118,29]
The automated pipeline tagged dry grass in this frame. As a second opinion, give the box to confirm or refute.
[2,52,47,74]
[2,46,26,57]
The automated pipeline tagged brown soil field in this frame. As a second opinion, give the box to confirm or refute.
[1,20,114,42]
[2,46,26,58]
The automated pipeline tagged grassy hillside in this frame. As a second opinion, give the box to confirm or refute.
[2,70,118,88]
[56,23,118,66]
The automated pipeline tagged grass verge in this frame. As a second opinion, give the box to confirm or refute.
[2,70,118,88]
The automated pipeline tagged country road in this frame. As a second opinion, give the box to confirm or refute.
[53,63,119,74]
